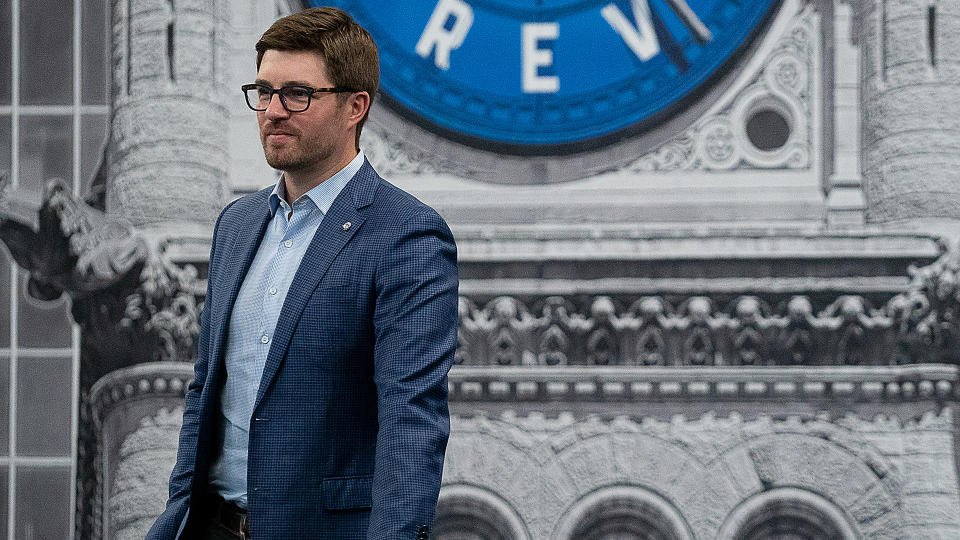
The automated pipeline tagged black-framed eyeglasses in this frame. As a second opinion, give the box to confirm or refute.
[241,83,357,112]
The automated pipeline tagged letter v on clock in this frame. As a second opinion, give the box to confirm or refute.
[416,0,713,95]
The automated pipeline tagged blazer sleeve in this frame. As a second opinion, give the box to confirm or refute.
[368,209,459,539]
[146,202,233,540]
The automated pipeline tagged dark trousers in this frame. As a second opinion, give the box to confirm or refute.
[185,513,247,540]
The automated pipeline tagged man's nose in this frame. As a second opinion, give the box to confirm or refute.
[264,94,290,119]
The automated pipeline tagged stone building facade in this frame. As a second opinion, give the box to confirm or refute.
[2,0,960,538]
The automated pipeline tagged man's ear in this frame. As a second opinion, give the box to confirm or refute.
[347,92,371,127]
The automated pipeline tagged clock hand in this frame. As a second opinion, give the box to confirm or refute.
[604,0,691,72]
[649,4,691,73]
[665,0,713,44]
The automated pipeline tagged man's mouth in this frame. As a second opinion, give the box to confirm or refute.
[265,124,296,137]
[265,131,295,142]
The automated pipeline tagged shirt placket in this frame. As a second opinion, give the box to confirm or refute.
[258,201,295,352]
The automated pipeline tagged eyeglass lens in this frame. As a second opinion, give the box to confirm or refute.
[245,86,312,112]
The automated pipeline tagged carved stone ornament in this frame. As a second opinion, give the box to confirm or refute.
[890,238,960,364]
[455,239,960,368]
[625,2,815,172]
[0,175,146,300]
[0,176,204,540]
[448,364,960,404]
[0,176,205,385]
[360,125,446,177]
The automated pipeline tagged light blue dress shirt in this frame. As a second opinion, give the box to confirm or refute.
[208,151,365,506]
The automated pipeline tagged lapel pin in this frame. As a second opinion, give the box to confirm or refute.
[342,221,352,231]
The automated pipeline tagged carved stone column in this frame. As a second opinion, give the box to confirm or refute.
[88,362,192,540]
[858,0,960,222]
[106,0,229,228]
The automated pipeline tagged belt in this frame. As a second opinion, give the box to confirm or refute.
[207,495,249,540]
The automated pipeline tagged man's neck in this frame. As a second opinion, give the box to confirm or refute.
[282,150,358,203]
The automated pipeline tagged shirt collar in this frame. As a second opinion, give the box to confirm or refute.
[268,150,365,216]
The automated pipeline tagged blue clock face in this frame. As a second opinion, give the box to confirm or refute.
[305,0,782,155]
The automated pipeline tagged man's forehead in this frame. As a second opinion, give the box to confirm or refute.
[254,78,317,88]
[257,49,329,82]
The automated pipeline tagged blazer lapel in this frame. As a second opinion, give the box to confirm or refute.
[207,196,272,384]
[253,163,378,412]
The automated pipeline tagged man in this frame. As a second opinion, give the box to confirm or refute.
[147,7,458,539]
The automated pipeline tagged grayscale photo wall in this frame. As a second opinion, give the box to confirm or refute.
[1,0,959,538]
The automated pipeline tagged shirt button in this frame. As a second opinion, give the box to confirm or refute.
[268,287,278,295]
[284,240,293,248]
[260,335,269,344]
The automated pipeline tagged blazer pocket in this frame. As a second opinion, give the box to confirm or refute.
[322,475,373,511]
[305,283,365,327]
[296,284,370,363]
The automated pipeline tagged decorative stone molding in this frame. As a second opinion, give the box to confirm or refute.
[88,364,192,424]
[361,124,449,178]
[117,240,206,364]
[0,177,147,302]
[448,365,960,404]
[455,238,959,367]
[0,177,205,384]
[623,3,815,172]
[7,186,949,379]
[891,237,960,364]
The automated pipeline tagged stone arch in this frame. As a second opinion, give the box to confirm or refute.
[717,487,859,539]
[443,415,550,535]
[543,425,743,539]
[742,433,895,507]
[712,433,905,537]
[554,485,694,540]
[447,415,739,538]
[434,484,531,540]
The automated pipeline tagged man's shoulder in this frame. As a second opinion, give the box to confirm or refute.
[207,187,271,247]
[216,186,271,223]
[364,166,442,225]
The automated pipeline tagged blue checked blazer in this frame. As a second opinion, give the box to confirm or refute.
[146,160,459,539]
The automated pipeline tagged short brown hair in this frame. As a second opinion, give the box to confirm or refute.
[256,7,379,148]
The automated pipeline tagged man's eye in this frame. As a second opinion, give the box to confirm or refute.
[257,87,272,97]
[286,88,312,99]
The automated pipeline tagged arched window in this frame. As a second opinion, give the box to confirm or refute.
[556,486,692,540]
[433,484,530,540]
[720,488,859,540]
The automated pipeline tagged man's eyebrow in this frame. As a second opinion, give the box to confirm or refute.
[254,79,318,87]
